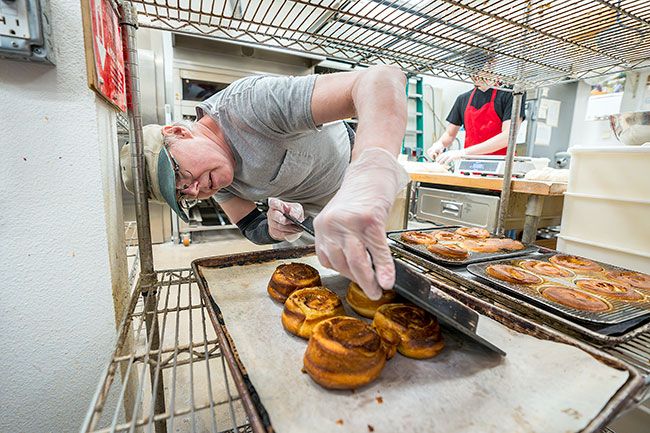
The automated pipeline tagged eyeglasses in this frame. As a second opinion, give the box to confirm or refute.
[166,147,198,210]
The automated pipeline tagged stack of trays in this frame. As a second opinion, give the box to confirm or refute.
[468,254,650,324]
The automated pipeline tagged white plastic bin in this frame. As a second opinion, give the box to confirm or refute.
[558,146,650,273]
[567,147,650,201]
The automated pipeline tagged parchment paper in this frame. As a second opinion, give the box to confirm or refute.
[200,256,629,433]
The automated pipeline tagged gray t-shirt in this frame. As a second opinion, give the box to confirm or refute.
[196,74,351,215]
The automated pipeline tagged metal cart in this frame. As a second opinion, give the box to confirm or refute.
[83,1,650,432]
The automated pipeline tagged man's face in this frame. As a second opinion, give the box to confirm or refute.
[163,125,234,200]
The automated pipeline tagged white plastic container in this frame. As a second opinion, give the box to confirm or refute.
[558,146,650,273]
[567,147,650,201]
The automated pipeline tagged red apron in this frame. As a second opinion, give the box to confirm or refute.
[463,88,506,156]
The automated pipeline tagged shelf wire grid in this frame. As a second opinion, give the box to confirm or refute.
[132,0,650,88]
[82,268,251,433]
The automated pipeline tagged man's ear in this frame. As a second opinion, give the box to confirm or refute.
[162,124,193,139]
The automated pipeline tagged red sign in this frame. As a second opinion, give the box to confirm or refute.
[85,0,127,111]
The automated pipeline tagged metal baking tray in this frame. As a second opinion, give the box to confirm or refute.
[389,244,650,346]
[387,226,538,266]
[467,254,650,325]
[192,246,644,433]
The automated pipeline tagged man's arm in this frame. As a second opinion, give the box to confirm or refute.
[310,65,410,299]
[311,65,406,158]
[438,124,461,148]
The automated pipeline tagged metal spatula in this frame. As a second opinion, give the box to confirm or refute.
[393,259,506,356]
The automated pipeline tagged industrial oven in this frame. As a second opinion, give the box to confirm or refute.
[83,1,650,432]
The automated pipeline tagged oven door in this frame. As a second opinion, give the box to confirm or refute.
[416,186,500,231]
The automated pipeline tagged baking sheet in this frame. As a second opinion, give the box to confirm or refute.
[388,227,538,266]
[198,254,633,433]
[467,254,650,325]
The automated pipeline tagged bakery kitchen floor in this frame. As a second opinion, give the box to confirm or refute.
[133,227,649,433]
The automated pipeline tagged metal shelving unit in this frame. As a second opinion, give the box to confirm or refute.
[82,269,251,433]
[88,1,650,432]
[131,0,650,89]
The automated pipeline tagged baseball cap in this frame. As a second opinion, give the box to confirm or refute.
[119,124,190,222]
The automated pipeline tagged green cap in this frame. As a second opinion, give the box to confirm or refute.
[119,125,190,222]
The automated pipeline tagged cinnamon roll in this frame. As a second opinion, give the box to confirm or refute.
[455,227,490,239]
[540,286,611,312]
[303,317,391,389]
[606,271,650,291]
[519,260,574,278]
[373,304,445,359]
[282,287,345,339]
[549,255,603,273]
[400,231,437,245]
[426,242,469,260]
[434,231,465,242]
[459,238,501,253]
[268,263,321,303]
[486,264,544,285]
[575,279,644,301]
[346,281,398,319]
[498,238,525,251]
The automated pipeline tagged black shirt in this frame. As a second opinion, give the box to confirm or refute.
[446,88,526,127]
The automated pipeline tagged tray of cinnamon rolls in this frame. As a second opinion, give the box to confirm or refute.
[192,247,644,433]
[467,253,650,324]
[388,226,537,266]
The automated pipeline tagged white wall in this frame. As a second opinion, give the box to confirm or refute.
[422,76,473,151]
[569,68,650,148]
[0,0,125,431]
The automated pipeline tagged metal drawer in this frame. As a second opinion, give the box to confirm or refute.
[416,187,499,230]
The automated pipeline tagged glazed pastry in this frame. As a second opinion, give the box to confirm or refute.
[575,279,644,301]
[606,271,650,291]
[400,231,437,245]
[548,255,603,273]
[519,260,574,278]
[426,242,469,259]
[455,227,490,239]
[373,303,444,359]
[434,231,465,242]
[540,286,610,312]
[282,287,345,339]
[460,238,501,253]
[486,264,544,285]
[303,317,391,389]
[498,238,525,251]
[346,281,398,318]
[267,262,321,303]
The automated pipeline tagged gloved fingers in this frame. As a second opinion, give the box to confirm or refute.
[322,246,351,280]
[315,242,333,270]
[269,197,305,222]
[271,224,303,237]
[267,208,291,226]
[364,230,396,290]
[345,239,381,300]
[284,232,302,243]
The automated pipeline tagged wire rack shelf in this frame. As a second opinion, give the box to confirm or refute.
[132,0,650,88]
[82,268,251,433]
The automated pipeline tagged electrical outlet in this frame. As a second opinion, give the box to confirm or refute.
[0,0,31,39]
[0,0,54,64]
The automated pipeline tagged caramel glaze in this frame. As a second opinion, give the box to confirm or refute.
[373,304,444,359]
[282,287,345,339]
[303,317,390,389]
[268,262,321,303]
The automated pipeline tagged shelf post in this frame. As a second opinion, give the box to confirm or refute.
[495,89,524,237]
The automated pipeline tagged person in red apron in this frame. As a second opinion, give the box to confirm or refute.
[428,84,525,165]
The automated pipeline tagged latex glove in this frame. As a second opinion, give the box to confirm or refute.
[426,141,446,160]
[436,148,466,165]
[267,197,304,243]
[314,148,409,300]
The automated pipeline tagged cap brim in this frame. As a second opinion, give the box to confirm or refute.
[158,147,190,223]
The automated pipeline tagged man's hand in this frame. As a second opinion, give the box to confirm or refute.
[436,148,466,165]
[267,197,304,242]
[426,141,446,160]
[314,148,408,300]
